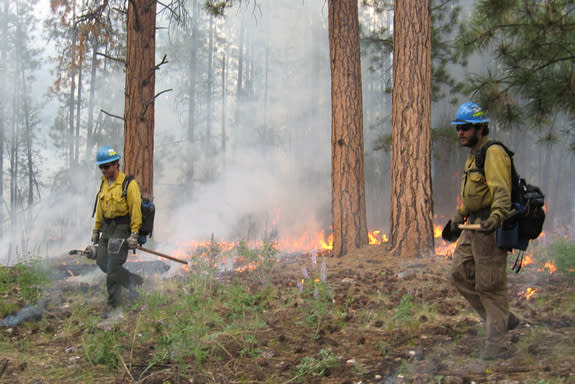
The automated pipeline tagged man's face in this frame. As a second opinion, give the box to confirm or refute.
[456,124,479,148]
[99,161,119,179]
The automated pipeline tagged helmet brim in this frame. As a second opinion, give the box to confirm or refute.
[95,156,120,165]
[451,119,489,125]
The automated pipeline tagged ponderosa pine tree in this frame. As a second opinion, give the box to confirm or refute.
[389,0,434,258]
[328,0,369,258]
[123,0,157,200]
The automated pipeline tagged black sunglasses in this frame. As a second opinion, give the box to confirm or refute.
[99,163,114,170]
[455,124,475,132]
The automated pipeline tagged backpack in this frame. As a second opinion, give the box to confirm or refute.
[475,140,545,255]
[92,175,155,242]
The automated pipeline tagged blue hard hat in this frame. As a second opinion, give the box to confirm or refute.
[95,146,121,165]
[451,102,490,125]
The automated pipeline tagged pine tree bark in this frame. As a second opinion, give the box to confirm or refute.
[123,0,156,200]
[328,0,368,258]
[389,0,434,258]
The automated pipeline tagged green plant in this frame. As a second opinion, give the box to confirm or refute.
[82,329,125,368]
[377,341,392,356]
[546,237,575,286]
[397,358,414,380]
[234,240,278,282]
[392,294,416,329]
[296,262,334,337]
[0,262,49,317]
[290,349,339,383]
[430,375,445,384]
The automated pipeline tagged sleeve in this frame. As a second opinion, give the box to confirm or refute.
[126,180,143,233]
[93,185,104,232]
[484,145,512,222]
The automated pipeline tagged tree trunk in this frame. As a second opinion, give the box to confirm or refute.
[389,0,434,258]
[123,0,157,200]
[235,14,245,139]
[207,14,214,149]
[221,52,227,153]
[328,0,369,258]
[86,41,98,156]
[187,0,198,145]
[68,51,76,170]
[75,66,82,165]
[68,1,77,171]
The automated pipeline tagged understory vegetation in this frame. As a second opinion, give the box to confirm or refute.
[1,237,574,383]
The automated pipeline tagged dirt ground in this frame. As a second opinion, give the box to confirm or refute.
[1,242,575,384]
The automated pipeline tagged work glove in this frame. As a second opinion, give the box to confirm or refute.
[480,215,501,233]
[450,212,466,233]
[91,230,100,244]
[127,232,139,249]
[442,213,465,243]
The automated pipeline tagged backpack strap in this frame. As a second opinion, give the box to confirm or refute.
[91,175,134,218]
[475,140,522,204]
[122,175,135,197]
[475,140,514,172]
[91,180,105,218]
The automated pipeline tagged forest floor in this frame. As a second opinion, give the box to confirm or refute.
[1,239,574,384]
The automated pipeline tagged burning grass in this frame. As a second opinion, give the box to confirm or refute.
[1,236,575,383]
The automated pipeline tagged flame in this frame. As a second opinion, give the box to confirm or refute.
[433,225,443,238]
[521,252,535,266]
[538,261,557,274]
[168,225,463,268]
[521,287,538,300]
[368,230,388,245]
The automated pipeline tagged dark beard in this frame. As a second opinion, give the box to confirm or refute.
[464,133,479,148]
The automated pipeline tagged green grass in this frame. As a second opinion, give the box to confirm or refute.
[545,236,575,286]
[290,348,339,383]
[0,261,49,317]
[3,239,575,383]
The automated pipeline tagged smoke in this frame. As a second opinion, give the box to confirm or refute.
[2,0,574,268]
[160,148,331,246]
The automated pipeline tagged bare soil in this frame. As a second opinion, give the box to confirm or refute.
[1,243,574,384]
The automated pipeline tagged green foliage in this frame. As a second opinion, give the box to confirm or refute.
[204,0,233,16]
[392,294,416,328]
[456,0,575,129]
[292,349,339,382]
[127,241,278,373]
[544,236,575,285]
[0,263,49,317]
[234,240,278,283]
[373,132,393,152]
[296,262,334,338]
[82,329,124,368]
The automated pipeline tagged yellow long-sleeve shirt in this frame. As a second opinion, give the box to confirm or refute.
[94,172,142,233]
[458,137,512,223]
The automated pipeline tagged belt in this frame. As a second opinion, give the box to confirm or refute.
[469,207,491,222]
[104,215,130,224]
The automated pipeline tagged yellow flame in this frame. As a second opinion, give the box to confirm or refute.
[523,287,538,300]
[538,261,557,274]
[433,225,443,238]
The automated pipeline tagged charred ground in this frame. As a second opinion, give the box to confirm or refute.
[1,242,574,384]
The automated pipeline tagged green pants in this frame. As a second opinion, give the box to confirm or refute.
[96,220,140,307]
[450,217,510,348]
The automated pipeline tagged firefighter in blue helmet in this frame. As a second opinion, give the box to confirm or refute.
[92,146,143,309]
[447,102,520,360]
